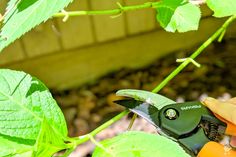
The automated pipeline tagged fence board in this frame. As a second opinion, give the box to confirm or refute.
[90,0,126,42]
[5,18,229,90]
[0,0,6,13]
[0,40,25,65]
[22,20,61,57]
[57,0,95,49]
[201,4,213,17]
[124,0,156,35]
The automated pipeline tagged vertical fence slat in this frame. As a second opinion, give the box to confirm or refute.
[0,40,25,65]
[22,20,61,57]
[90,0,126,42]
[124,0,156,35]
[57,0,95,49]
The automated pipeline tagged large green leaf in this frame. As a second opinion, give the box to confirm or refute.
[0,0,73,52]
[33,119,68,157]
[92,131,190,157]
[0,136,33,157]
[116,89,175,110]
[0,69,67,140]
[206,0,236,17]
[155,0,201,32]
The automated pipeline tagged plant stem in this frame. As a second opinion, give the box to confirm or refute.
[53,2,156,18]
[152,15,236,93]
[69,110,129,146]
[127,113,137,130]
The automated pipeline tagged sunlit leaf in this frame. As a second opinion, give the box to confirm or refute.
[0,0,73,52]
[206,0,236,17]
[0,69,68,140]
[93,131,190,157]
[33,119,67,157]
[155,0,201,32]
[0,136,33,157]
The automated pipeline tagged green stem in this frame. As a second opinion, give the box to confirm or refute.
[53,2,156,18]
[68,110,129,146]
[152,15,236,93]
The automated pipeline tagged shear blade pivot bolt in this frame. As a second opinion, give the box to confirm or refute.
[165,109,178,120]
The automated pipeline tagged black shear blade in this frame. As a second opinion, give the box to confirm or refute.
[115,99,160,127]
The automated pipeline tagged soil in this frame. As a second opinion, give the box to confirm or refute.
[52,38,236,157]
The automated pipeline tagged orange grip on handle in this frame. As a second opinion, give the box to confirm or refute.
[198,142,236,157]
[213,113,236,136]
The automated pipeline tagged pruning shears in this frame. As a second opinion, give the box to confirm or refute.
[114,89,236,157]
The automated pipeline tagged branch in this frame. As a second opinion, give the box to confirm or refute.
[67,110,129,146]
[53,2,156,18]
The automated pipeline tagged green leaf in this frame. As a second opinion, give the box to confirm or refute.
[0,130,66,157]
[33,119,68,157]
[0,136,33,157]
[92,131,190,157]
[155,0,201,32]
[116,89,175,109]
[206,0,236,17]
[0,69,67,140]
[0,0,73,52]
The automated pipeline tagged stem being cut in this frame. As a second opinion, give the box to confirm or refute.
[67,110,129,147]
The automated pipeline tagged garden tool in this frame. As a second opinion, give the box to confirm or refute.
[115,96,236,157]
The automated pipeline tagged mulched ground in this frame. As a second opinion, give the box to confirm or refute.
[52,38,236,157]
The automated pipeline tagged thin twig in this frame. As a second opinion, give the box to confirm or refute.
[127,114,137,130]
[53,2,156,18]
[176,58,201,68]
[67,110,129,147]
